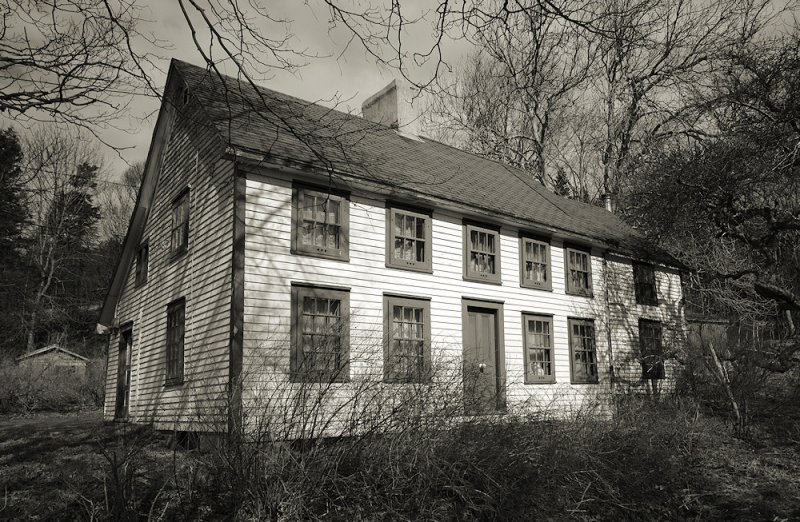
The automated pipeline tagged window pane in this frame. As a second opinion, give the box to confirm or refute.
[415,217,425,239]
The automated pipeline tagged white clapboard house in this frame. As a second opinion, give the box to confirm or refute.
[98,60,686,432]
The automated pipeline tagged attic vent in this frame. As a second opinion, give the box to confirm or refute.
[181,86,190,106]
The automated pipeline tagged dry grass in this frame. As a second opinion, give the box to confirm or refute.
[0,402,798,520]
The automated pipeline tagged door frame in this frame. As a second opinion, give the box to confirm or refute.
[461,298,506,412]
[115,322,133,420]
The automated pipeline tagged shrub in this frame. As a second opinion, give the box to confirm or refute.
[0,355,105,413]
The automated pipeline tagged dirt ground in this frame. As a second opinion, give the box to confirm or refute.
[0,410,176,520]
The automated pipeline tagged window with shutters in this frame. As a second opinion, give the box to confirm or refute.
[165,298,185,386]
[519,236,551,290]
[464,223,501,283]
[386,207,432,272]
[639,319,665,379]
[291,285,350,382]
[522,314,555,383]
[565,246,593,296]
[384,295,431,382]
[291,186,349,261]
[568,318,598,384]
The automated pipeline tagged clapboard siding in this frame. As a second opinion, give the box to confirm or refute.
[242,170,684,432]
[103,93,234,430]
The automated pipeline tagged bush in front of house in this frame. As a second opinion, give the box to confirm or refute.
[0,356,105,413]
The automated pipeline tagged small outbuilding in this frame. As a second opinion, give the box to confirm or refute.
[16,345,89,380]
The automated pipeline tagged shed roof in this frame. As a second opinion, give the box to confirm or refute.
[16,345,89,362]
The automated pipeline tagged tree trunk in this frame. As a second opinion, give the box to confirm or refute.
[706,339,743,432]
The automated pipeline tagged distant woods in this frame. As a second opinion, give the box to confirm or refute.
[0,127,141,356]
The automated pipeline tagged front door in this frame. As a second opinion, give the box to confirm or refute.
[463,307,501,414]
[115,326,133,419]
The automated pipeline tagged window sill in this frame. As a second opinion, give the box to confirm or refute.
[524,379,556,385]
[164,379,185,388]
[463,274,502,286]
[566,290,594,298]
[520,282,553,292]
[385,261,433,274]
[290,248,349,263]
[169,248,188,264]
[570,380,599,385]
[289,373,350,384]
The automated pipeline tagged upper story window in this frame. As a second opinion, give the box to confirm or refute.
[135,241,149,287]
[639,319,665,379]
[522,314,555,383]
[565,246,593,296]
[384,295,431,383]
[633,263,658,305]
[165,298,185,386]
[464,223,501,284]
[386,207,432,272]
[290,284,350,382]
[568,318,598,384]
[170,189,190,258]
[519,235,551,290]
[291,186,349,261]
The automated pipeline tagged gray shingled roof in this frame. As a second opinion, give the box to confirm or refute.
[174,60,676,265]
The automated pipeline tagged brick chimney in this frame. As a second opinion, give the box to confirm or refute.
[361,79,423,140]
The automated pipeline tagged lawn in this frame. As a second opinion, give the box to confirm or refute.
[0,407,798,520]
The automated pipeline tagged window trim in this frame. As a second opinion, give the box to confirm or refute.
[385,206,433,273]
[633,262,659,306]
[290,184,350,262]
[169,188,190,260]
[165,298,185,387]
[290,284,351,383]
[564,245,593,297]
[463,221,502,284]
[639,318,665,380]
[519,234,552,291]
[134,241,149,287]
[521,313,556,384]
[567,317,599,384]
[383,294,432,383]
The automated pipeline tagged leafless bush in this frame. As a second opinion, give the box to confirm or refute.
[0,356,104,413]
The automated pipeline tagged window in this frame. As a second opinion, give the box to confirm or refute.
[170,190,190,257]
[135,242,149,286]
[291,285,350,382]
[565,246,593,296]
[165,298,185,386]
[568,318,598,384]
[519,236,551,290]
[464,223,501,283]
[522,314,555,383]
[639,319,665,379]
[384,295,431,382]
[633,263,658,305]
[291,186,349,261]
[386,207,432,272]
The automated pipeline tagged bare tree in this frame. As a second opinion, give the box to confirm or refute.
[21,127,102,351]
[1,0,158,142]
[428,0,597,188]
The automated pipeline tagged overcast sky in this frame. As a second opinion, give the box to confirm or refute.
[93,1,467,178]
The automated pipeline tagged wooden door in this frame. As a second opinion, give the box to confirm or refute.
[115,327,133,419]
[463,308,500,414]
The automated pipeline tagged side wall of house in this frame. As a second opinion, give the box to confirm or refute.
[103,99,234,430]
[241,169,684,434]
[605,255,685,394]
